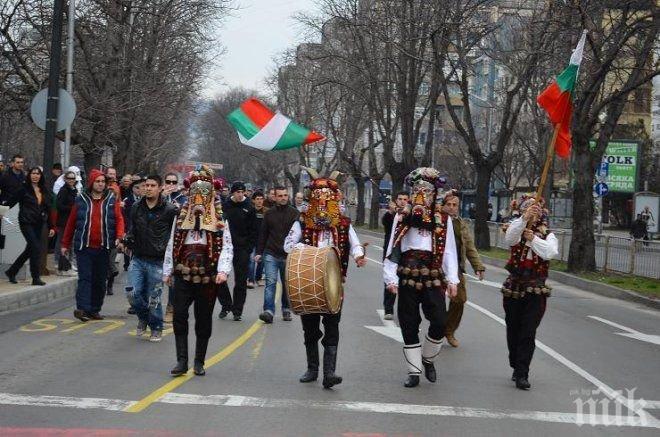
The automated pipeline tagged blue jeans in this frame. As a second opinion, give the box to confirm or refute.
[75,248,109,313]
[263,253,290,315]
[248,248,264,283]
[125,257,164,331]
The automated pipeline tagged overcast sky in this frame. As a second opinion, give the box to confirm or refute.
[203,0,317,98]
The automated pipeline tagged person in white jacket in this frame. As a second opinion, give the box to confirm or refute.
[501,195,558,391]
[383,168,459,388]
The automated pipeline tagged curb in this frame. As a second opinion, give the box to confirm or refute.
[0,277,77,314]
[479,254,660,311]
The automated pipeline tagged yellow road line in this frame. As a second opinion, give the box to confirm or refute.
[124,320,263,413]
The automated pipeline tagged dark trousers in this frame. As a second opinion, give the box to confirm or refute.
[397,283,447,345]
[8,222,45,280]
[217,245,250,315]
[172,278,218,340]
[383,288,397,314]
[503,294,547,378]
[301,312,341,347]
[75,248,110,313]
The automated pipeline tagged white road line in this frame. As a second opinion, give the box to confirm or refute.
[465,273,503,289]
[588,316,660,346]
[466,301,660,427]
[366,257,383,265]
[0,392,135,411]
[159,392,656,428]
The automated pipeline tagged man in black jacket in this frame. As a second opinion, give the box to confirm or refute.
[255,186,299,324]
[0,154,26,206]
[381,191,409,319]
[217,181,257,321]
[124,175,178,342]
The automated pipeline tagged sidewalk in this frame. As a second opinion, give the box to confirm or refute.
[0,272,77,314]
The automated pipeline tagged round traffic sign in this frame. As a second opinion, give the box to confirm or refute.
[594,182,609,197]
[30,88,77,132]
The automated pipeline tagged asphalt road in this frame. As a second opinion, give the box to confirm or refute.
[0,233,658,436]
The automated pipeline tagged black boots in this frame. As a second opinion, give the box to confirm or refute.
[299,343,319,383]
[194,338,208,376]
[404,375,420,388]
[32,278,46,286]
[515,376,531,390]
[171,335,188,377]
[422,361,436,383]
[322,346,342,389]
[106,276,114,296]
[6,270,17,284]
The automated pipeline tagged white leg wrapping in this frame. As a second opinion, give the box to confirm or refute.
[403,344,422,375]
[422,335,443,363]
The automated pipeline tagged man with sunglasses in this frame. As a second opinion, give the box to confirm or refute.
[162,172,187,323]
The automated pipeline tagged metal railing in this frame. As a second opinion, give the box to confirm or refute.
[469,220,660,280]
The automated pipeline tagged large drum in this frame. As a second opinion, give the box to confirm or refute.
[286,245,344,315]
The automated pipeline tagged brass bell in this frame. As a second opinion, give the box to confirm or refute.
[402,267,411,275]
[411,269,420,277]
[192,275,202,284]
[181,266,191,275]
[407,279,416,287]
[199,267,206,275]
[420,267,430,276]
[415,282,424,290]
[175,264,185,272]
[432,279,442,287]
[183,275,191,282]
[425,281,433,288]
[430,269,439,278]
[202,276,210,284]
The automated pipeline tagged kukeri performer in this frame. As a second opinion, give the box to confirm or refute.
[501,194,558,390]
[163,165,233,377]
[383,168,459,388]
[284,170,366,389]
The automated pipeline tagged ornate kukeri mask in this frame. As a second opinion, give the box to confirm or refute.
[302,168,342,229]
[180,165,223,232]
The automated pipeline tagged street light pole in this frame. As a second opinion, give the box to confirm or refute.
[43,0,66,179]
[63,0,75,168]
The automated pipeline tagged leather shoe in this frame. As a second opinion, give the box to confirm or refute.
[193,360,206,376]
[5,270,17,284]
[423,361,436,383]
[515,376,531,390]
[32,279,46,286]
[170,360,188,377]
[73,310,89,322]
[299,369,318,383]
[87,312,104,320]
[446,333,459,348]
[404,375,420,388]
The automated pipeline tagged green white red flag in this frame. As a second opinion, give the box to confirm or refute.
[227,98,325,151]
[536,31,587,158]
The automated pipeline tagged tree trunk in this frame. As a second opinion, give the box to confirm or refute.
[83,149,103,173]
[474,165,492,249]
[369,176,383,229]
[354,177,366,226]
[567,144,597,272]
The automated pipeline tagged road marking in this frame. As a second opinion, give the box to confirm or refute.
[588,316,660,346]
[365,309,402,343]
[466,301,660,427]
[159,392,657,428]
[0,389,657,428]
[366,257,383,265]
[465,273,502,289]
[19,319,75,332]
[0,392,135,411]
[124,320,263,413]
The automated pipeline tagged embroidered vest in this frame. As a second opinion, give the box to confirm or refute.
[505,222,550,280]
[389,212,449,271]
[301,216,351,278]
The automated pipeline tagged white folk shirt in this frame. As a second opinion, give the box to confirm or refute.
[283,221,365,259]
[162,218,234,277]
[382,214,459,287]
[504,217,559,261]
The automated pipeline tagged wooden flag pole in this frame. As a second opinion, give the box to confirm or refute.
[535,124,560,201]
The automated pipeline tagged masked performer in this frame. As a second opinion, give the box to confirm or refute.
[383,168,459,388]
[501,195,558,390]
[284,170,366,389]
[163,165,233,377]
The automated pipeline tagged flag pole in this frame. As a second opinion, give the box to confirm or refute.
[535,123,560,201]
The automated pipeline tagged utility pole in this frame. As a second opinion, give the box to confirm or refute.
[43,0,66,181]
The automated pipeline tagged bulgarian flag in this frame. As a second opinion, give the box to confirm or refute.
[537,31,587,158]
[227,98,325,151]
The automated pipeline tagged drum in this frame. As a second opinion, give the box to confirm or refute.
[286,245,344,315]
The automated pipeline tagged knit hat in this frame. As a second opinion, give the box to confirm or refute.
[231,181,246,193]
[87,169,105,190]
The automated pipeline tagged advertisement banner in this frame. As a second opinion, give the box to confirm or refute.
[590,141,639,193]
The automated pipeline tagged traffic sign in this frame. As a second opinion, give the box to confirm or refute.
[594,182,609,197]
[598,161,609,177]
[30,88,76,132]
